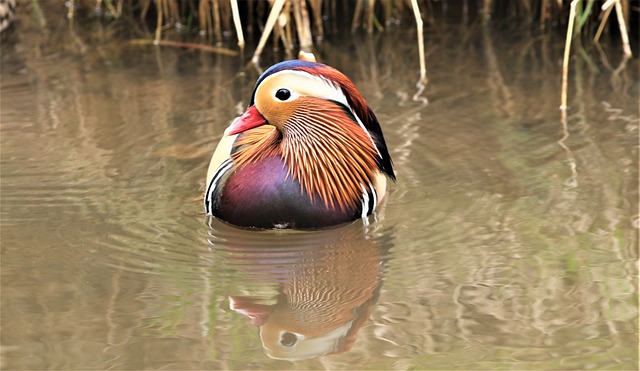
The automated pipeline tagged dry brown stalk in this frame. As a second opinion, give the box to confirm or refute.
[219,0,231,35]
[213,0,222,43]
[131,39,238,55]
[613,0,632,56]
[230,0,245,48]
[483,0,492,24]
[560,0,578,110]
[521,0,532,20]
[540,0,549,28]
[140,0,151,21]
[307,0,323,40]
[328,0,337,33]
[68,0,75,19]
[293,0,312,50]
[252,0,286,64]
[594,0,633,57]
[593,3,613,43]
[283,1,294,51]
[366,0,375,33]
[382,0,391,26]
[198,0,209,36]
[274,0,292,52]
[352,0,363,32]
[154,0,163,42]
[410,0,428,103]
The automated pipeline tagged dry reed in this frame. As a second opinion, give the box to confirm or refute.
[63,1,635,45]
[561,0,633,110]
[63,1,634,59]
[561,0,579,111]
[58,1,635,108]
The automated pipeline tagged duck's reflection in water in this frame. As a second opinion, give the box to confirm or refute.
[207,218,392,361]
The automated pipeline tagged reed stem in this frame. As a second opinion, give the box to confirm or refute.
[593,3,613,43]
[613,0,632,56]
[154,0,163,43]
[213,0,222,43]
[252,0,286,65]
[411,0,427,86]
[560,0,578,111]
[230,0,244,48]
[131,39,238,55]
[67,0,74,19]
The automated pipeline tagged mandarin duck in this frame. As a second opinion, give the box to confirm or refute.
[204,53,395,229]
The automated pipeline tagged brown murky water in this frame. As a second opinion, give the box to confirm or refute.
[1,6,638,370]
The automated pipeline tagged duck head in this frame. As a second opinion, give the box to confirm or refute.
[226,59,395,212]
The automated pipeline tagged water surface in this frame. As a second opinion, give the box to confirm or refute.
[1,7,638,370]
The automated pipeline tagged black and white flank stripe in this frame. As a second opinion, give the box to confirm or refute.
[204,159,233,215]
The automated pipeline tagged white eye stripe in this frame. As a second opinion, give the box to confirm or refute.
[259,70,346,105]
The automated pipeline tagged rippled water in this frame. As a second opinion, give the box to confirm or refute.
[1,5,638,370]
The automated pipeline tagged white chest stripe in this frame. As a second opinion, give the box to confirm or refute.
[360,185,370,220]
[369,183,378,212]
[204,159,233,215]
[360,183,378,220]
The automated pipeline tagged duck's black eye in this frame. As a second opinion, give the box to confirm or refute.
[275,88,291,101]
[280,332,298,347]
